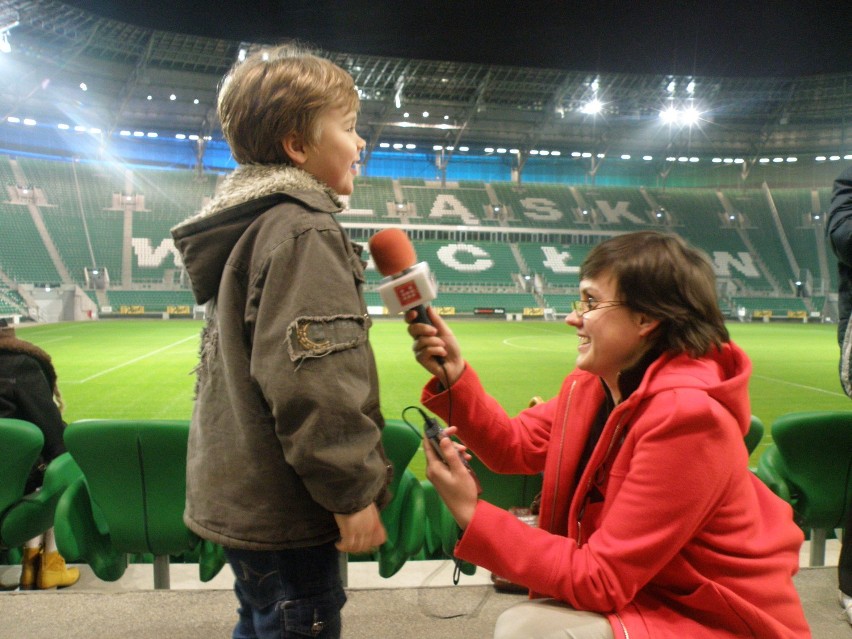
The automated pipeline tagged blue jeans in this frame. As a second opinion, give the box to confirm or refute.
[224,543,346,639]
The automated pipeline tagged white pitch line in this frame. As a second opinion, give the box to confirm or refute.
[75,335,198,383]
[751,374,846,397]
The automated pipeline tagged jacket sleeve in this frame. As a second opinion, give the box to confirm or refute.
[421,365,552,474]
[827,165,852,265]
[248,225,387,515]
[455,388,743,613]
[1,355,67,461]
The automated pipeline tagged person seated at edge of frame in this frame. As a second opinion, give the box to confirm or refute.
[406,231,810,638]
[0,318,79,590]
[824,163,852,627]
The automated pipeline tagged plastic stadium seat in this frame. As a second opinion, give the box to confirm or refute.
[0,418,82,552]
[744,415,765,456]
[354,419,427,578]
[755,411,852,566]
[54,419,225,588]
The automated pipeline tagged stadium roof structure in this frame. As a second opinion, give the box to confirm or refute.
[1,0,850,173]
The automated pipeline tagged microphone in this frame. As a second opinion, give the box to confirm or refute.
[368,228,438,326]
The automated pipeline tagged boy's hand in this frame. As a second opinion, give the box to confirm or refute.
[334,503,387,553]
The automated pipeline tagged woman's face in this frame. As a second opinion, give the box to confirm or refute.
[566,271,658,401]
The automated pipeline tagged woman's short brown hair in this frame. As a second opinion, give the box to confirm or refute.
[581,231,729,357]
[217,43,360,165]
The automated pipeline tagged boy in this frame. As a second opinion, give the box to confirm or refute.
[171,44,390,639]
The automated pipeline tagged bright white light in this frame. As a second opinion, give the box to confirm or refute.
[119,130,131,136]
[581,152,592,158]
[539,150,550,156]
[147,132,158,138]
[509,149,520,154]
[787,157,798,162]
[723,158,733,164]
[815,156,827,161]
[89,128,101,134]
[772,157,784,163]
[759,158,770,163]
[643,155,653,161]
[175,134,186,140]
[0,32,11,54]
[581,99,602,115]
[188,134,199,141]
[446,146,454,151]
[682,107,700,126]
[23,118,36,126]
[7,116,20,123]
[712,158,722,163]
[147,95,152,101]
[484,147,494,153]
[193,99,199,105]
[433,145,443,151]
[687,80,696,94]
[667,80,676,93]
[79,83,87,91]
[405,143,415,149]
[551,151,560,156]
[169,94,176,101]
[422,111,429,118]
[379,142,390,148]
[734,158,744,164]
[459,146,469,152]
[133,131,144,137]
[678,156,688,162]
[238,48,247,62]
[689,157,699,163]
[660,107,679,124]
[830,155,841,161]
[496,148,507,154]
[74,125,86,132]
[844,154,852,160]
[57,123,70,130]
[571,151,581,157]
[392,143,403,149]
[620,154,631,160]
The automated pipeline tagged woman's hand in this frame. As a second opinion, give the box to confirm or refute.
[406,307,465,388]
[423,426,479,529]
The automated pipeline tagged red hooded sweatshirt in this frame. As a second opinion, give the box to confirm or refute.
[422,342,810,639]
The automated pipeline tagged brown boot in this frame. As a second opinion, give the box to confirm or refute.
[19,547,41,590]
[37,551,80,589]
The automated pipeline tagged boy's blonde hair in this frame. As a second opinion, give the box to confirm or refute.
[218,44,360,165]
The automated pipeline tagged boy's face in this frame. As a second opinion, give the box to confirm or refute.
[296,105,365,195]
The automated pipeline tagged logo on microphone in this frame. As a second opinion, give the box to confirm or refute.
[393,281,423,306]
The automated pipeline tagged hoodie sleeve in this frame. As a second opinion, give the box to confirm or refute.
[827,165,852,265]
[248,224,387,515]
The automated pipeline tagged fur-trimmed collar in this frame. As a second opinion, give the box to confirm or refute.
[174,163,342,231]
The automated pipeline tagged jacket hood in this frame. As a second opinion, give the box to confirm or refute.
[171,164,343,304]
[636,341,753,435]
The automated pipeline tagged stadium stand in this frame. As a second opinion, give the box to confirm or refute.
[0,152,843,323]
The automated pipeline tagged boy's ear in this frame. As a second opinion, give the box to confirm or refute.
[282,133,308,166]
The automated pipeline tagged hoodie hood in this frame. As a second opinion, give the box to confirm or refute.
[637,341,753,435]
[171,164,343,304]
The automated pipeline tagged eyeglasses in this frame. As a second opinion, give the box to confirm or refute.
[570,299,626,317]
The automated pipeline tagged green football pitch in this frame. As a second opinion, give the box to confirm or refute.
[15,318,851,477]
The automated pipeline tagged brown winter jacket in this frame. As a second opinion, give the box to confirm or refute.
[171,165,390,550]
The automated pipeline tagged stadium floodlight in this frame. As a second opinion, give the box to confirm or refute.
[660,106,679,124]
[580,98,603,115]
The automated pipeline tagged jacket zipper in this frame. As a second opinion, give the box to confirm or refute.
[576,417,625,546]
[548,381,576,532]
[615,613,630,639]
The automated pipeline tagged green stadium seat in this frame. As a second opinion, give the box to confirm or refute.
[755,410,852,566]
[54,419,225,588]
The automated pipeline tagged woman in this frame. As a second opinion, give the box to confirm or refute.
[0,318,79,590]
[407,231,809,638]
